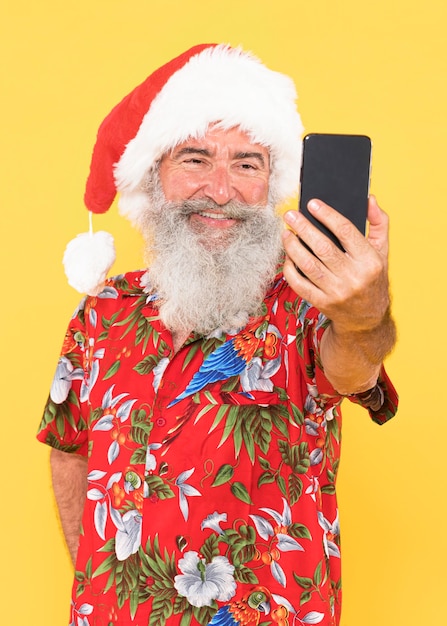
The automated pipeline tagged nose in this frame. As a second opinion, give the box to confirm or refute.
[203,166,236,205]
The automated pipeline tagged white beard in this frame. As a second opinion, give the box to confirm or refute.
[139,178,284,336]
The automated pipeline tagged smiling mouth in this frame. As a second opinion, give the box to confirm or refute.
[198,210,231,220]
[191,209,239,223]
[189,210,238,237]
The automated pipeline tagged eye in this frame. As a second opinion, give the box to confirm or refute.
[234,160,262,175]
[180,157,207,169]
[185,158,204,164]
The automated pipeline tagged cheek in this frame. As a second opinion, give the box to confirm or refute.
[160,171,201,201]
[242,179,270,205]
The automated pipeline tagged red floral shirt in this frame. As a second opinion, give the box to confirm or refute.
[37,269,398,626]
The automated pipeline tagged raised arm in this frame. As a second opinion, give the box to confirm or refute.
[282,195,396,395]
[50,448,88,566]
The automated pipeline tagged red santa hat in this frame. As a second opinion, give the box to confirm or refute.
[63,43,304,295]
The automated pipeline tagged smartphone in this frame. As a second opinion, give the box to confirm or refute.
[299,133,372,251]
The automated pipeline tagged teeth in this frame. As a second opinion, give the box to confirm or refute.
[199,211,227,219]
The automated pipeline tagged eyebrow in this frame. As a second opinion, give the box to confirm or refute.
[173,147,211,158]
[234,151,266,167]
[172,146,267,167]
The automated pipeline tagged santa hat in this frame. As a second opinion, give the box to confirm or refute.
[63,43,304,295]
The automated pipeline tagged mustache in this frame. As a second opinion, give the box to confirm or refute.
[164,198,267,220]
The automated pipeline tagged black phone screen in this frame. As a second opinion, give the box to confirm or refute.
[299,133,371,251]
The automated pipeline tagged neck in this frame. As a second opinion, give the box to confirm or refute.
[172,329,192,353]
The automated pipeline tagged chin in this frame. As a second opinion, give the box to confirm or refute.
[191,223,236,251]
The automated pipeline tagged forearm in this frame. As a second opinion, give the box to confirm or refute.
[50,448,88,566]
[320,307,396,395]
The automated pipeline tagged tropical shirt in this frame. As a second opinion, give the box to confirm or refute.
[37,269,398,626]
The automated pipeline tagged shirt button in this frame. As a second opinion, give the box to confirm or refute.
[156,417,166,427]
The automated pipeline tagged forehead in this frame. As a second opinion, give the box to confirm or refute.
[168,125,270,160]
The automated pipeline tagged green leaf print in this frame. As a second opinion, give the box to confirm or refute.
[92,553,116,579]
[149,596,173,626]
[271,407,291,438]
[276,474,287,497]
[133,354,159,375]
[230,481,253,504]
[289,522,311,540]
[293,574,313,589]
[223,524,257,568]
[252,409,272,454]
[98,309,124,340]
[234,564,259,584]
[278,440,310,474]
[44,431,82,453]
[293,559,327,607]
[258,456,271,470]
[102,359,121,380]
[130,408,153,445]
[209,404,231,430]
[220,375,241,393]
[116,557,140,608]
[327,414,341,443]
[145,475,175,500]
[192,605,217,625]
[299,591,313,605]
[239,425,254,461]
[258,470,276,487]
[181,341,201,370]
[288,472,303,505]
[314,560,323,586]
[211,464,234,486]
[113,297,147,335]
[39,390,83,440]
[130,591,139,620]
[217,405,274,463]
[130,448,147,464]
[98,538,116,552]
[321,484,336,495]
[289,401,305,426]
[200,534,220,562]
[173,596,190,614]
[179,607,193,626]
[104,567,116,594]
[136,316,155,352]
[219,406,238,446]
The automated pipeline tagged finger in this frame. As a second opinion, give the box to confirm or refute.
[281,242,342,316]
[283,206,347,271]
[281,227,327,283]
[305,199,368,256]
[282,251,324,306]
[367,195,389,256]
[281,223,347,301]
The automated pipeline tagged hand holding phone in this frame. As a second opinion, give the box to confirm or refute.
[299,133,372,251]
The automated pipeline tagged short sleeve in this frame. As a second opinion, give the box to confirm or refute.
[37,303,89,456]
[301,304,398,424]
[347,366,399,425]
[300,306,341,399]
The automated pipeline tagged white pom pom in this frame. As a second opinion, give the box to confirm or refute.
[63,231,116,296]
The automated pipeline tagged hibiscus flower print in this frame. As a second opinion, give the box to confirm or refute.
[174,551,236,608]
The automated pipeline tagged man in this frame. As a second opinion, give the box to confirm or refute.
[38,44,398,626]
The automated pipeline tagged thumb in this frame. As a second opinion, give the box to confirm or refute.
[367,195,389,257]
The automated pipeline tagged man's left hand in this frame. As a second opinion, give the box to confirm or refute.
[282,195,396,394]
[282,195,390,334]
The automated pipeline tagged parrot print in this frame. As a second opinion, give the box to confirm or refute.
[168,321,266,407]
[208,586,272,625]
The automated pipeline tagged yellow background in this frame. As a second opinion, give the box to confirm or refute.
[1,1,446,624]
